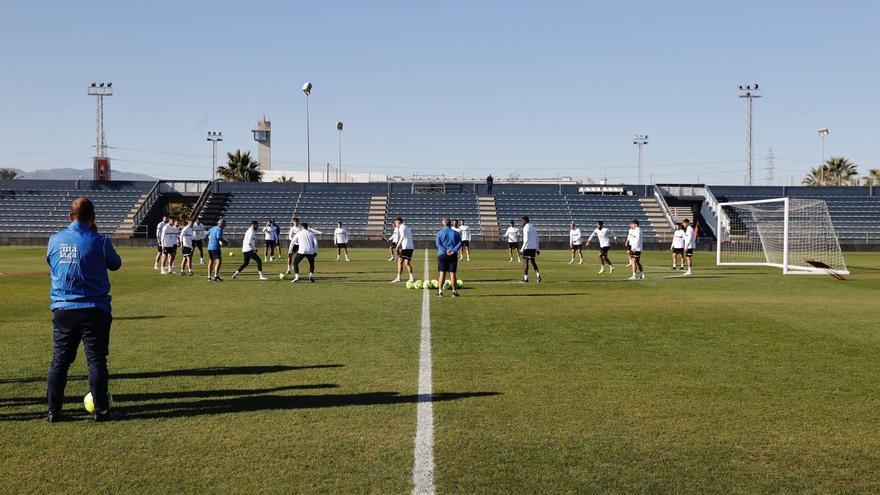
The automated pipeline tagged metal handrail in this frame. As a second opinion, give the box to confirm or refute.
[652,186,676,230]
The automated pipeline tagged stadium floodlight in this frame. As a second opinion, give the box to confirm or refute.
[738,83,762,186]
[633,135,648,184]
[817,128,830,185]
[716,197,848,275]
[207,131,223,181]
[302,82,313,182]
[336,121,343,181]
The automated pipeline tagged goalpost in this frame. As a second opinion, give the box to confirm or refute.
[716,197,849,275]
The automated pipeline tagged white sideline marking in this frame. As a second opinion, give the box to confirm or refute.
[412,249,435,495]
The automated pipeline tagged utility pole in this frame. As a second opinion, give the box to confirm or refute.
[633,134,648,184]
[336,121,343,182]
[207,132,223,181]
[738,84,762,186]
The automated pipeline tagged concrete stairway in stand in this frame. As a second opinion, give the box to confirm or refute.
[366,195,388,240]
[478,196,499,240]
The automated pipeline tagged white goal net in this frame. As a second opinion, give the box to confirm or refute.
[716,197,848,275]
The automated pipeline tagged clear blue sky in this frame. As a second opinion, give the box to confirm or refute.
[2,1,877,184]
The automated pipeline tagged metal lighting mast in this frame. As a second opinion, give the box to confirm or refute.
[633,134,648,184]
[336,121,343,182]
[817,128,829,186]
[207,131,223,180]
[302,82,313,183]
[738,83,762,186]
[765,147,775,185]
[88,82,113,181]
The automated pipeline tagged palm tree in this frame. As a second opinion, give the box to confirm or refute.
[0,168,18,180]
[862,169,880,187]
[802,157,858,186]
[216,150,262,182]
[273,175,296,183]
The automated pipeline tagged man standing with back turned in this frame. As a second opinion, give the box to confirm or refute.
[46,197,124,422]
[435,218,462,298]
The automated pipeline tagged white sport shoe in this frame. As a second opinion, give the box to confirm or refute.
[231,272,239,279]
[153,264,159,270]
[609,265,615,273]
[508,257,513,262]
[259,274,268,281]
[598,267,605,274]
[640,272,646,280]
[628,274,637,280]
[390,277,402,283]
[578,259,583,265]
[536,273,542,283]
[568,259,574,264]
[387,256,395,262]
[336,256,340,261]
[200,259,205,265]
[291,275,300,283]
[309,274,316,283]
[345,257,350,262]
[684,270,692,276]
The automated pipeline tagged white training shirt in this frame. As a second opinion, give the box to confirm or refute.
[459,224,471,241]
[627,227,644,252]
[334,227,349,244]
[390,227,400,243]
[263,225,277,241]
[522,223,539,250]
[161,223,178,248]
[242,227,258,253]
[396,224,414,250]
[587,227,615,248]
[192,222,205,241]
[156,221,168,242]
[293,229,319,255]
[684,225,696,249]
[569,228,582,246]
[180,225,194,249]
[672,229,686,249]
[505,226,519,243]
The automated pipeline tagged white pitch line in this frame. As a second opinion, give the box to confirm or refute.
[412,249,436,495]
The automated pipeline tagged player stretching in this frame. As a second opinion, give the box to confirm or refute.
[682,218,695,275]
[290,222,318,283]
[206,219,226,281]
[154,215,169,270]
[435,218,462,297]
[334,222,351,261]
[160,217,179,274]
[459,219,472,261]
[626,219,645,280]
[391,217,415,283]
[263,219,278,262]
[504,220,521,262]
[520,216,541,282]
[586,220,616,273]
[568,222,584,264]
[178,219,195,276]
[671,222,686,270]
[232,221,268,280]
[192,218,206,264]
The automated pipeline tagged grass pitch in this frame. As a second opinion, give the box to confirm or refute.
[1,246,879,494]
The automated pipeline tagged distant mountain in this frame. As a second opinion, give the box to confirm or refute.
[10,168,158,181]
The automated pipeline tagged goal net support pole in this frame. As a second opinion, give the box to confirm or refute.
[716,197,849,275]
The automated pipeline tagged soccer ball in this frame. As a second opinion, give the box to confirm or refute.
[414,280,423,289]
[279,273,286,280]
[443,280,452,290]
[431,280,439,289]
[83,391,113,414]
[406,281,414,289]
[457,280,463,289]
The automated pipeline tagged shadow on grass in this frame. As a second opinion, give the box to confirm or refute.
[466,292,592,298]
[0,391,499,421]
[115,315,166,320]
[0,364,342,385]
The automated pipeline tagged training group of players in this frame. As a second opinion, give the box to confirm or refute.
[151,214,696,287]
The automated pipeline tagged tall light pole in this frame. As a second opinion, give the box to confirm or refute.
[87,82,113,181]
[336,121,343,182]
[817,128,829,186]
[738,83,762,186]
[633,134,648,184]
[207,131,223,181]
[302,82,313,183]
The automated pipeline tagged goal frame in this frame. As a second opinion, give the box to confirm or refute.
[716,197,849,275]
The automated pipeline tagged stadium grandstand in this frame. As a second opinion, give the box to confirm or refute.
[1,179,878,248]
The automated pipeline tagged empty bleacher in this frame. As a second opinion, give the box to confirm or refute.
[0,180,150,236]
[386,192,480,239]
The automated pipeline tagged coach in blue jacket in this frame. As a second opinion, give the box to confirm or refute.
[46,197,123,422]
[435,218,462,298]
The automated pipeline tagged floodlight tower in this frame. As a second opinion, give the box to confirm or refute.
[207,131,223,180]
[737,83,762,186]
[633,134,648,184]
[336,121,343,182]
[87,82,113,181]
[817,128,829,186]
[302,82,313,183]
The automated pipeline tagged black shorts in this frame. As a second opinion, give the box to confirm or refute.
[208,249,222,261]
[461,240,470,247]
[156,244,163,252]
[631,250,642,258]
[672,247,684,255]
[437,253,458,273]
[336,242,348,249]
[399,249,414,260]
[686,248,694,257]
[600,246,610,256]
[522,249,537,259]
[182,246,193,257]
[265,240,277,248]
[389,241,398,248]
[163,246,177,255]
[193,239,203,248]
[571,244,583,251]
[507,242,518,249]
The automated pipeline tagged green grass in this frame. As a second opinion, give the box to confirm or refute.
[1,246,879,494]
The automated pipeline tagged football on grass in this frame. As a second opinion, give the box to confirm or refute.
[83,391,113,414]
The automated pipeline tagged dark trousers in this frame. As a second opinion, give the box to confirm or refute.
[237,251,263,272]
[47,308,112,412]
[293,253,315,274]
[193,240,204,258]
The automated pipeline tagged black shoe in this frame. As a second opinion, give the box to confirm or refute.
[214,276,223,282]
[437,292,443,298]
[94,410,126,422]
[47,411,63,423]
[452,291,460,298]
